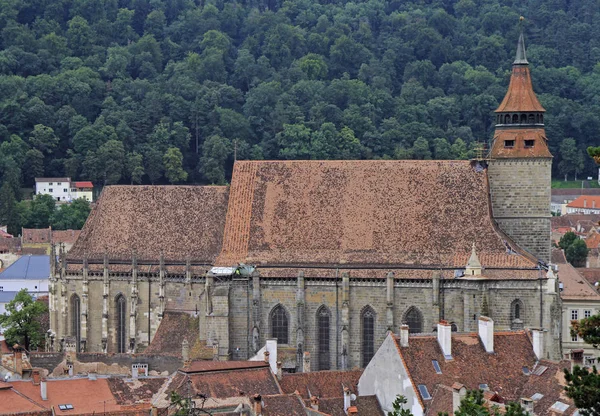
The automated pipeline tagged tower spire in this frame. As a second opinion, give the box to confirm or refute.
[514,17,528,65]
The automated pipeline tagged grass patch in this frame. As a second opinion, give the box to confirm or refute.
[552,180,600,189]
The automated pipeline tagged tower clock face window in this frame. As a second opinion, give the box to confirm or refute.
[504,140,515,148]
[524,140,535,148]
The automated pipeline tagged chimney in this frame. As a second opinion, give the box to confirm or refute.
[584,199,587,208]
[265,339,278,375]
[253,394,262,416]
[520,397,534,414]
[399,324,409,347]
[182,338,189,363]
[343,387,352,414]
[32,370,41,386]
[303,351,311,373]
[437,321,452,358]
[570,349,584,372]
[478,316,494,353]
[310,396,319,411]
[13,345,22,375]
[276,361,282,381]
[531,329,544,360]
[452,383,466,413]
[264,350,270,363]
[40,379,47,401]
[348,406,358,415]
[593,201,596,209]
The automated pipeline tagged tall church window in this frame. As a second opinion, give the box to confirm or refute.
[362,306,376,367]
[511,299,524,330]
[70,294,80,352]
[116,294,127,353]
[270,305,289,344]
[404,307,423,334]
[317,306,331,370]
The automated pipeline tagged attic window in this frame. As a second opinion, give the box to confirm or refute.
[432,360,442,374]
[58,404,74,410]
[504,140,515,148]
[417,385,432,400]
[524,140,535,148]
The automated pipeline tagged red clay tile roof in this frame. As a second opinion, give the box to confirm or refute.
[489,129,552,158]
[396,331,537,407]
[551,214,600,229]
[552,248,567,264]
[577,268,600,288]
[171,365,281,399]
[495,66,545,113]
[52,230,81,244]
[520,360,576,416]
[35,177,70,183]
[314,395,384,416]
[553,189,600,196]
[262,393,307,415]
[107,377,167,405]
[586,232,600,249]
[567,196,600,210]
[558,262,600,300]
[1,339,11,354]
[22,228,52,244]
[68,186,228,263]
[217,161,537,270]
[279,370,362,399]
[0,386,50,414]
[179,361,270,374]
[424,385,453,416]
[74,181,93,188]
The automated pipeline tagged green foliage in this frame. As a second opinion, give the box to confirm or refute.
[566,239,589,267]
[453,390,530,416]
[559,232,578,250]
[564,365,600,416]
[588,147,600,165]
[51,198,91,230]
[571,313,600,348]
[388,395,413,416]
[0,289,48,350]
[164,147,188,184]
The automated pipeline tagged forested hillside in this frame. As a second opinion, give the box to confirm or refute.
[1,0,600,232]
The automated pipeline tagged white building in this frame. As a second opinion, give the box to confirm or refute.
[0,255,49,296]
[35,178,93,202]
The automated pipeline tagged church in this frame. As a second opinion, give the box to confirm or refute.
[48,31,561,368]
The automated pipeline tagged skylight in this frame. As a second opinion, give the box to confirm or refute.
[479,384,489,391]
[522,366,530,375]
[58,404,74,410]
[550,401,569,413]
[418,385,432,400]
[531,393,544,401]
[532,365,548,376]
[432,360,442,374]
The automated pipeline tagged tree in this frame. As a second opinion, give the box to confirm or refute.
[564,365,600,416]
[571,313,600,348]
[0,182,20,235]
[0,289,48,350]
[25,194,56,228]
[51,198,91,230]
[23,149,44,186]
[453,390,528,416]
[559,232,578,250]
[28,124,58,154]
[588,146,600,165]
[144,148,164,185]
[97,140,125,185]
[388,395,413,416]
[125,152,145,184]
[566,239,589,267]
[559,138,585,181]
[412,137,432,160]
[163,147,188,184]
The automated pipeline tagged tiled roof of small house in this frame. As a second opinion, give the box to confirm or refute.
[520,360,576,416]
[262,393,308,415]
[551,248,567,264]
[577,268,600,289]
[567,196,600,210]
[217,160,537,270]
[558,262,600,301]
[22,227,52,244]
[551,214,600,229]
[68,186,229,263]
[489,129,552,158]
[586,232,600,249]
[313,395,384,416]
[279,369,363,399]
[107,377,167,405]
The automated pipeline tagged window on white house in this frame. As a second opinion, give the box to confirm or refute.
[49,182,53,185]
[49,188,53,192]
[57,182,61,185]
[63,188,67,192]
[571,334,578,342]
[571,310,579,320]
[585,310,592,318]
[0,286,3,291]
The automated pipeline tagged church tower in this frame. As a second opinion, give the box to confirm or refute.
[488,24,552,263]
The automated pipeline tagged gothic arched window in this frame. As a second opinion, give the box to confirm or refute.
[528,114,535,124]
[362,306,376,367]
[317,306,331,370]
[403,307,423,334]
[116,294,127,353]
[520,114,527,123]
[270,305,289,344]
[504,114,510,124]
[70,294,80,352]
[451,323,458,332]
[512,114,519,124]
[510,299,525,330]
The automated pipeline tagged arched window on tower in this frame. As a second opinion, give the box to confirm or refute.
[512,114,519,124]
[528,114,535,124]
[510,299,525,330]
[270,305,289,344]
[70,294,81,352]
[403,307,423,334]
[520,114,527,123]
[317,306,331,370]
[116,294,127,353]
[504,114,510,124]
[362,306,376,367]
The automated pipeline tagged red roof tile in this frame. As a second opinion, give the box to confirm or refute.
[0,387,49,414]
[68,186,228,263]
[586,232,600,249]
[313,395,384,416]
[22,228,52,244]
[179,361,270,374]
[559,262,600,300]
[567,196,600,210]
[52,230,81,244]
[490,129,552,158]
[279,370,362,399]
[495,65,545,113]
[552,248,567,264]
[262,393,307,415]
[74,181,93,188]
[577,268,600,288]
[520,360,576,416]
[217,161,537,270]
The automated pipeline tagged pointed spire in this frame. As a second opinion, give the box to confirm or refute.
[514,17,528,65]
[465,242,482,276]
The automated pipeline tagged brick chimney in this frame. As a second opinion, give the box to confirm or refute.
[584,199,587,208]
[303,351,311,373]
[276,361,282,381]
[347,406,358,415]
[253,394,262,416]
[32,369,41,386]
[13,344,22,375]
[531,329,544,360]
[310,396,319,411]
[478,316,494,353]
[437,321,452,358]
[452,383,466,413]
[399,324,409,347]
[520,397,534,414]
[182,338,189,363]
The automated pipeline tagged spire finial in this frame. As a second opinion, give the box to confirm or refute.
[514,17,528,65]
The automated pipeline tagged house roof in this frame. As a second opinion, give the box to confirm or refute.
[551,248,567,264]
[35,178,70,183]
[576,268,600,288]
[217,160,537,270]
[262,393,308,415]
[558,262,600,301]
[279,370,363,399]
[106,377,167,405]
[0,383,50,415]
[179,361,270,374]
[0,229,12,238]
[74,181,93,188]
[68,186,229,263]
[313,395,384,416]
[489,129,552,158]
[586,232,600,249]
[22,228,52,244]
[495,65,545,113]
[52,230,81,245]
[551,214,600,229]
[552,189,600,196]
[0,255,50,280]
[567,196,600,210]
[0,291,18,303]
[520,360,576,416]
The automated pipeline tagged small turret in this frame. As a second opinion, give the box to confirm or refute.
[465,243,482,276]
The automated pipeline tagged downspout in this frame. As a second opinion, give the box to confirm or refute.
[247,276,250,359]
[335,268,339,369]
[148,277,151,346]
[539,268,544,328]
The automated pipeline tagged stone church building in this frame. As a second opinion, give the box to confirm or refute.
[49,32,562,368]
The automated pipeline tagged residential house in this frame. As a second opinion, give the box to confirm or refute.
[0,226,20,269]
[71,181,94,202]
[567,195,600,215]
[22,227,52,255]
[35,178,94,203]
[358,319,576,415]
[0,255,49,295]
[551,189,600,216]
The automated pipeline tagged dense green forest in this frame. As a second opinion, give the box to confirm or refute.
[1,0,600,233]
